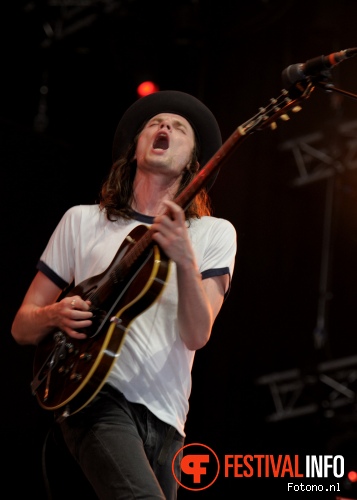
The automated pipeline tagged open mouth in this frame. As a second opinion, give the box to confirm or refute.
[153,132,169,150]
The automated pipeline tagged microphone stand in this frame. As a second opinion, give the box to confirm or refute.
[314,79,357,101]
[304,75,357,356]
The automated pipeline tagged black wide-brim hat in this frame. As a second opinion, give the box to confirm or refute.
[112,90,222,190]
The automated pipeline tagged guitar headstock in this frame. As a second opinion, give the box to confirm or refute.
[242,80,315,134]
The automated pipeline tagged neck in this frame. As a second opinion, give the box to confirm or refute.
[132,172,181,216]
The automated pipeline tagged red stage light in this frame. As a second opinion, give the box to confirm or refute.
[348,470,357,483]
[137,81,159,97]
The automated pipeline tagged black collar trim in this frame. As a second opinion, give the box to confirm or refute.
[131,210,154,224]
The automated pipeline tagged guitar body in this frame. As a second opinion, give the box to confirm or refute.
[32,224,171,416]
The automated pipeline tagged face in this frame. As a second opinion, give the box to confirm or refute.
[134,113,197,179]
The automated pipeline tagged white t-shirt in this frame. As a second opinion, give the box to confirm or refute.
[38,204,237,435]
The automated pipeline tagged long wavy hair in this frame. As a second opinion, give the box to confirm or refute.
[99,130,212,221]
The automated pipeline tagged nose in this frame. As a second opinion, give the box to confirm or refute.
[159,120,172,131]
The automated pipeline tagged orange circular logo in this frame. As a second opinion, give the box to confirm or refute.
[172,442,220,491]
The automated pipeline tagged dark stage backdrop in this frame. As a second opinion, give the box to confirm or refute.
[2,1,357,498]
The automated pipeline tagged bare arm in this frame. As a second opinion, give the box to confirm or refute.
[176,266,228,350]
[151,200,229,351]
[11,271,93,346]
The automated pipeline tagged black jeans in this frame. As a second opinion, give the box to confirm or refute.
[58,384,184,499]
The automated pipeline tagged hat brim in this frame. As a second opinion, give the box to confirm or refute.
[112,90,222,191]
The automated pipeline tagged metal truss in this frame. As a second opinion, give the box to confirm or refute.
[23,0,121,48]
[257,124,357,423]
[279,119,357,187]
[279,121,357,352]
[256,355,357,422]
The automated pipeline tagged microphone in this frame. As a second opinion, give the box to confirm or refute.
[282,48,357,87]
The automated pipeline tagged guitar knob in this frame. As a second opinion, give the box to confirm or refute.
[79,352,92,361]
[69,372,82,381]
[65,342,74,353]
[59,366,71,375]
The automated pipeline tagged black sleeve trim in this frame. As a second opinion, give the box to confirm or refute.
[36,260,69,290]
[201,267,232,299]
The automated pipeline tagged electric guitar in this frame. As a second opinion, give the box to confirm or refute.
[31,80,314,417]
